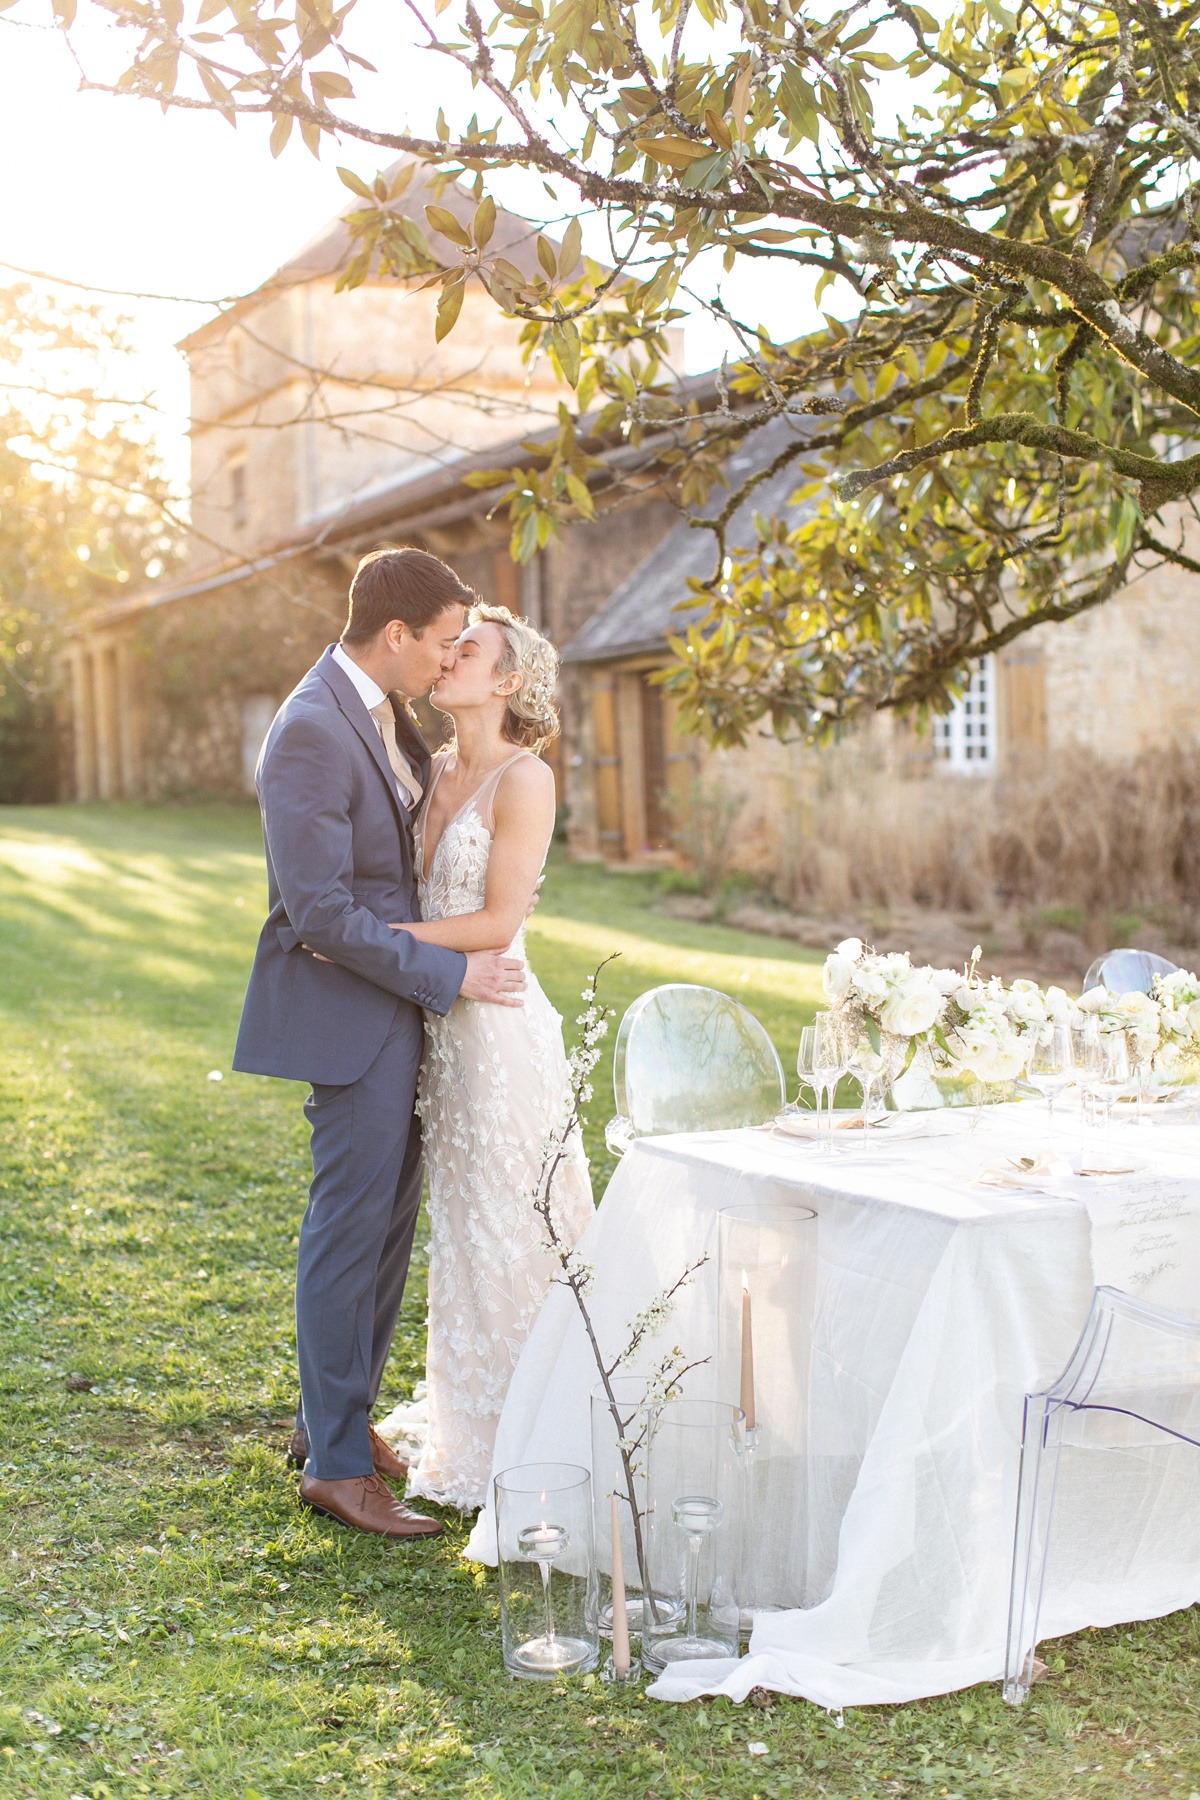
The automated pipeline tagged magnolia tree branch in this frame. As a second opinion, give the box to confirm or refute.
[55,0,1200,735]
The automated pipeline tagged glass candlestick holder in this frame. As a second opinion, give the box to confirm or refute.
[495,1463,599,1679]
[640,1399,744,1672]
[718,1201,817,1624]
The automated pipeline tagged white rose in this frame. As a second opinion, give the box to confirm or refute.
[931,967,962,996]
[835,937,864,963]
[1043,985,1073,1022]
[879,977,943,1037]
[854,968,888,1003]
[823,954,854,1000]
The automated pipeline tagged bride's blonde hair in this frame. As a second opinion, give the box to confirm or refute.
[469,602,561,754]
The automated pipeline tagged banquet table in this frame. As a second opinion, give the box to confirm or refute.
[463,1100,1200,1708]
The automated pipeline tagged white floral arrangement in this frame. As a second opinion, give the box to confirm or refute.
[821,938,1200,1096]
[1076,967,1200,1079]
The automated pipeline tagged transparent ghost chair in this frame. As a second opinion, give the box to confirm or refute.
[1082,949,1179,995]
[605,984,785,1156]
[1004,1286,1200,1704]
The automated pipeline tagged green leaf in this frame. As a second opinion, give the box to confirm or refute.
[550,321,581,387]
[632,135,711,168]
[337,166,374,199]
[866,1017,881,1056]
[435,275,466,341]
[559,215,582,277]
[472,195,497,248]
[426,204,471,248]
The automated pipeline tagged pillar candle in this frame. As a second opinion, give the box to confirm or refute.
[740,1275,756,1431]
[610,1490,631,1676]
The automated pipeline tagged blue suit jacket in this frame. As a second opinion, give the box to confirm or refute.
[233,646,466,1086]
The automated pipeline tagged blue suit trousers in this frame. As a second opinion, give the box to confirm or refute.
[295,999,425,1480]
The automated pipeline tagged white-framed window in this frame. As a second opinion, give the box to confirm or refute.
[934,655,997,773]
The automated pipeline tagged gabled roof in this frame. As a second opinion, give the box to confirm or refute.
[181,159,580,350]
[561,418,816,663]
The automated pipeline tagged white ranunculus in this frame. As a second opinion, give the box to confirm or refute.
[835,937,864,963]
[1006,979,1047,1027]
[879,976,943,1038]
[823,954,855,1000]
[931,967,963,995]
[1077,986,1109,1014]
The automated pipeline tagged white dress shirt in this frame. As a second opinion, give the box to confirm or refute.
[331,641,417,806]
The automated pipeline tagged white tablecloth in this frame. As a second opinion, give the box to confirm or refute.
[463,1102,1200,1707]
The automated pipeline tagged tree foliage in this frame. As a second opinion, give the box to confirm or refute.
[0,286,178,799]
[43,0,1200,741]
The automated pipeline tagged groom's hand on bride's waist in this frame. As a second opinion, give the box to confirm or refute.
[460,951,526,1007]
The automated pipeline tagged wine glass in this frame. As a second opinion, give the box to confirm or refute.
[1026,1023,1074,1149]
[844,1031,885,1129]
[1079,1028,1131,1169]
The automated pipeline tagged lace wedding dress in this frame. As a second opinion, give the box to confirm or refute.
[375,750,595,1511]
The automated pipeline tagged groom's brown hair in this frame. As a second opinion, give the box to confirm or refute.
[342,547,476,643]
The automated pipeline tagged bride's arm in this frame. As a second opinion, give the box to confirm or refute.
[390,757,556,952]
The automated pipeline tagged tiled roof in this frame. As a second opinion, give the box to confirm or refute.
[561,417,816,663]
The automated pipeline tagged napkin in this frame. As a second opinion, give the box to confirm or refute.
[770,1109,964,1142]
[974,1152,1069,1190]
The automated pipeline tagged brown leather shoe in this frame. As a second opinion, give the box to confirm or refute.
[286,1423,409,1483]
[368,1424,409,1483]
[299,1472,443,1539]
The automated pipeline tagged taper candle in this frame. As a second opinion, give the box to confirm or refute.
[610,1490,631,1676]
[740,1273,756,1431]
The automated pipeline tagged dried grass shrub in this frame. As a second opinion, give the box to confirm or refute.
[784,742,1200,921]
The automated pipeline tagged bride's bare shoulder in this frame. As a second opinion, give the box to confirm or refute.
[492,752,555,817]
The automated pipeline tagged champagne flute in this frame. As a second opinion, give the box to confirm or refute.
[1026,1022,1074,1150]
[812,1012,845,1153]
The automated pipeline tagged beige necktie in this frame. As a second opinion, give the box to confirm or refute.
[370,700,424,810]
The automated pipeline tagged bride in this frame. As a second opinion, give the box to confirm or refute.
[376,603,595,1510]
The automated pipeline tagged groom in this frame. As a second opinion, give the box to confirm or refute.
[234,547,525,1538]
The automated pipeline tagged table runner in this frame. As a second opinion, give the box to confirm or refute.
[462,1103,1200,1706]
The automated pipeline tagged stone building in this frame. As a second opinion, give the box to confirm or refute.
[62,169,1200,911]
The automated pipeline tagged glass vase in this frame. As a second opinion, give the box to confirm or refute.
[718,1202,817,1624]
[495,1463,599,1679]
[640,1399,744,1672]
[590,1377,677,1643]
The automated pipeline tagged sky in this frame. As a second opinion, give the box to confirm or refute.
[0,3,832,488]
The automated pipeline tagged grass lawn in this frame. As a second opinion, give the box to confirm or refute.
[1,802,1198,1800]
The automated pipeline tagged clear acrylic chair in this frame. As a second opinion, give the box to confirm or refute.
[1004,1285,1200,1704]
[605,984,785,1155]
[1082,949,1179,995]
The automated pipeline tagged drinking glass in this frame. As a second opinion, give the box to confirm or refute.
[1079,1028,1131,1169]
[796,1026,819,1122]
[495,1463,599,1678]
[1026,1023,1074,1149]
[844,1032,885,1129]
[589,1377,670,1641]
[811,1012,845,1152]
